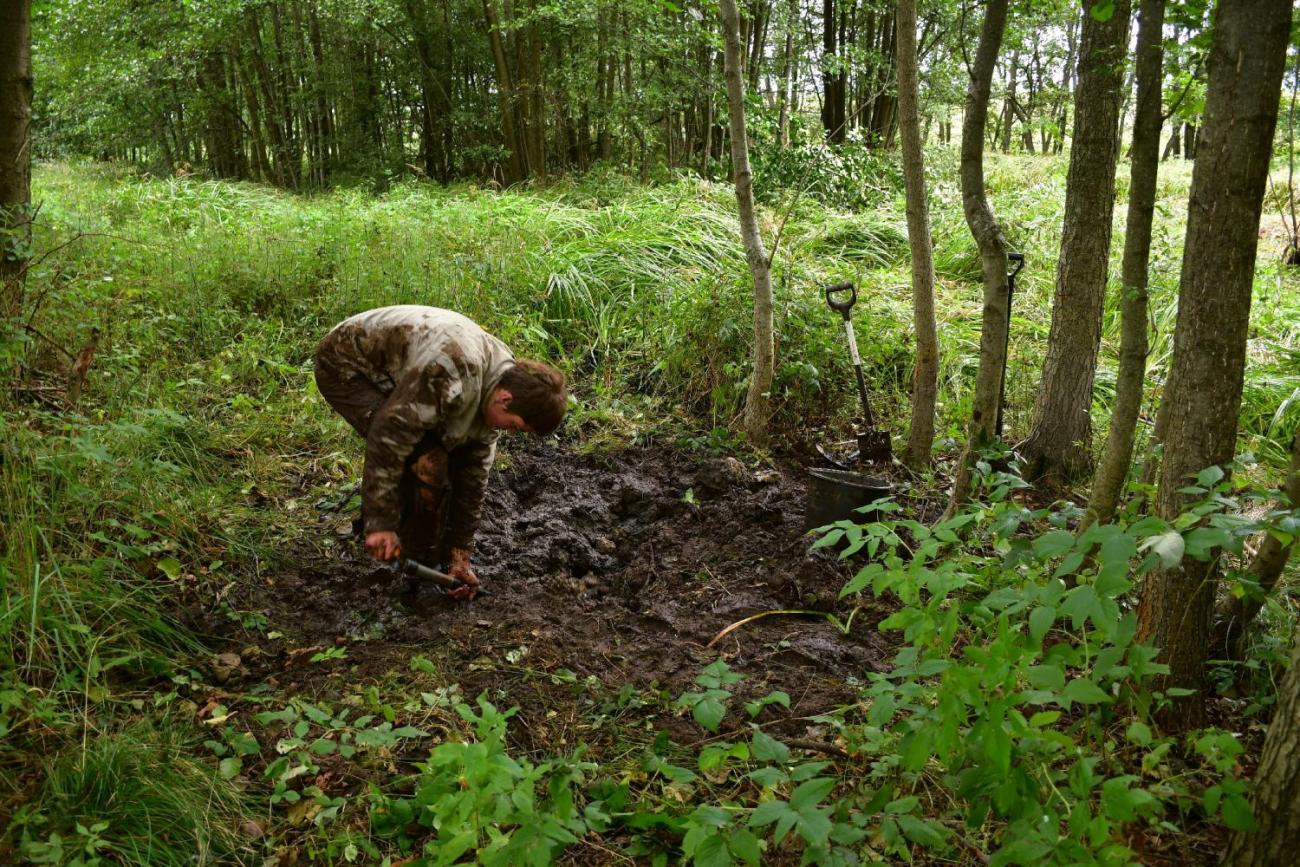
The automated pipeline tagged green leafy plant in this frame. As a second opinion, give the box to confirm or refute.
[368,696,593,865]
[677,660,746,732]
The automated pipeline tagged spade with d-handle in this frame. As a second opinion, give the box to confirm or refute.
[826,282,892,465]
[995,252,1025,439]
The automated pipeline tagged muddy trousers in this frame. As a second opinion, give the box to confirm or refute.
[313,354,451,563]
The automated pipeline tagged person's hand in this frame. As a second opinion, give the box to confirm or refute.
[447,546,480,600]
[365,531,401,562]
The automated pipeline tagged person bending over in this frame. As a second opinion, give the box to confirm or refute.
[315,305,566,598]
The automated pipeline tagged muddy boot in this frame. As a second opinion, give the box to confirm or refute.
[398,437,450,564]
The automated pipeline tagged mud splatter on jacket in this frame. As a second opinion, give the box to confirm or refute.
[317,306,514,547]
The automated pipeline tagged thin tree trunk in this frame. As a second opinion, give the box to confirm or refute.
[246,10,293,187]
[1222,630,1300,866]
[0,0,31,318]
[821,0,845,143]
[1053,14,1079,156]
[778,0,795,148]
[748,0,771,91]
[1217,429,1300,659]
[405,0,451,183]
[307,1,333,185]
[721,0,775,447]
[945,0,1010,516]
[237,53,273,183]
[525,4,546,183]
[897,0,936,469]
[483,0,525,183]
[1021,0,1130,485]
[1136,0,1292,731]
[1162,120,1181,160]
[597,9,613,162]
[1001,49,1019,153]
[1084,0,1165,529]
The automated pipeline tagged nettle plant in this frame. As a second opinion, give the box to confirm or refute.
[811,456,1278,865]
[203,699,427,828]
[368,696,594,867]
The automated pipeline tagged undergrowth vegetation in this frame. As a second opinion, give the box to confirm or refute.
[1,150,1297,863]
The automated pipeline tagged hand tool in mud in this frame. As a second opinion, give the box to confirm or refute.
[825,281,891,465]
[996,252,1025,439]
[393,556,487,598]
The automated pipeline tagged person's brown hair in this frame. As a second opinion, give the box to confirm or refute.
[500,359,567,434]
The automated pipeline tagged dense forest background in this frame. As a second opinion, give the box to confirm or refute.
[32,0,1207,188]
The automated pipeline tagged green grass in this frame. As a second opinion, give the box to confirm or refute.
[2,150,1298,862]
[10,719,247,865]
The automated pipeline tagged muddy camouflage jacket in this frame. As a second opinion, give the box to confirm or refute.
[319,306,514,546]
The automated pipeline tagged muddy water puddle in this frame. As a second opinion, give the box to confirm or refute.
[244,442,898,737]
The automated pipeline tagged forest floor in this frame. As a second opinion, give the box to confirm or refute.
[184,442,917,855]
[234,444,898,727]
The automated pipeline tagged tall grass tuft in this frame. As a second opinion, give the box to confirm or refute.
[12,720,247,865]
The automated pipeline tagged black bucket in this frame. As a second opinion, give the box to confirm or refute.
[805,468,893,531]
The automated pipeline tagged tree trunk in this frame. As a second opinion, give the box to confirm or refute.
[1021,0,1130,485]
[1052,13,1078,156]
[1085,0,1165,529]
[524,4,546,183]
[1222,631,1300,866]
[748,0,770,91]
[821,0,846,143]
[945,0,1010,516]
[405,0,452,183]
[1217,429,1300,659]
[483,0,526,183]
[246,10,294,187]
[597,9,613,162]
[778,0,795,148]
[306,1,334,185]
[199,52,241,179]
[0,0,31,318]
[1136,0,1292,731]
[1001,49,1019,154]
[720,0,775,447]
[1162,120,1181,160]
[237,52,273,183]
[897,0,937,470]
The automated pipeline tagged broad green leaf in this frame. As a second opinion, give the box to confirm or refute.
[1029,606,1056,644]
[789,777,835,811]
[691,831,732,867]
[1026,664,1065,691]
[895,814,948,848]
[1101,776,1156,822]
[156,557,182,580]
[1125,722,1152,746]
[750,799,792,827]
[218,756,242,779]
[1185,526,1233,560]
[729,828,762,866]
[1062,679,1111,705]
[1033,530,1075,558]
[693,697,726,732]
[1222,795,1256,832]
[885,795,920,814]
[750,730,790,764]
[1196,465,1226,487]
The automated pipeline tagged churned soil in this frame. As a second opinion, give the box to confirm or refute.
[229,440,899,747]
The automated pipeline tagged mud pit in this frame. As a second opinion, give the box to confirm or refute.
[250,441,898,744]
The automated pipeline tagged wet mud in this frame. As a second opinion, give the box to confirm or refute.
[237,441,899,743]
